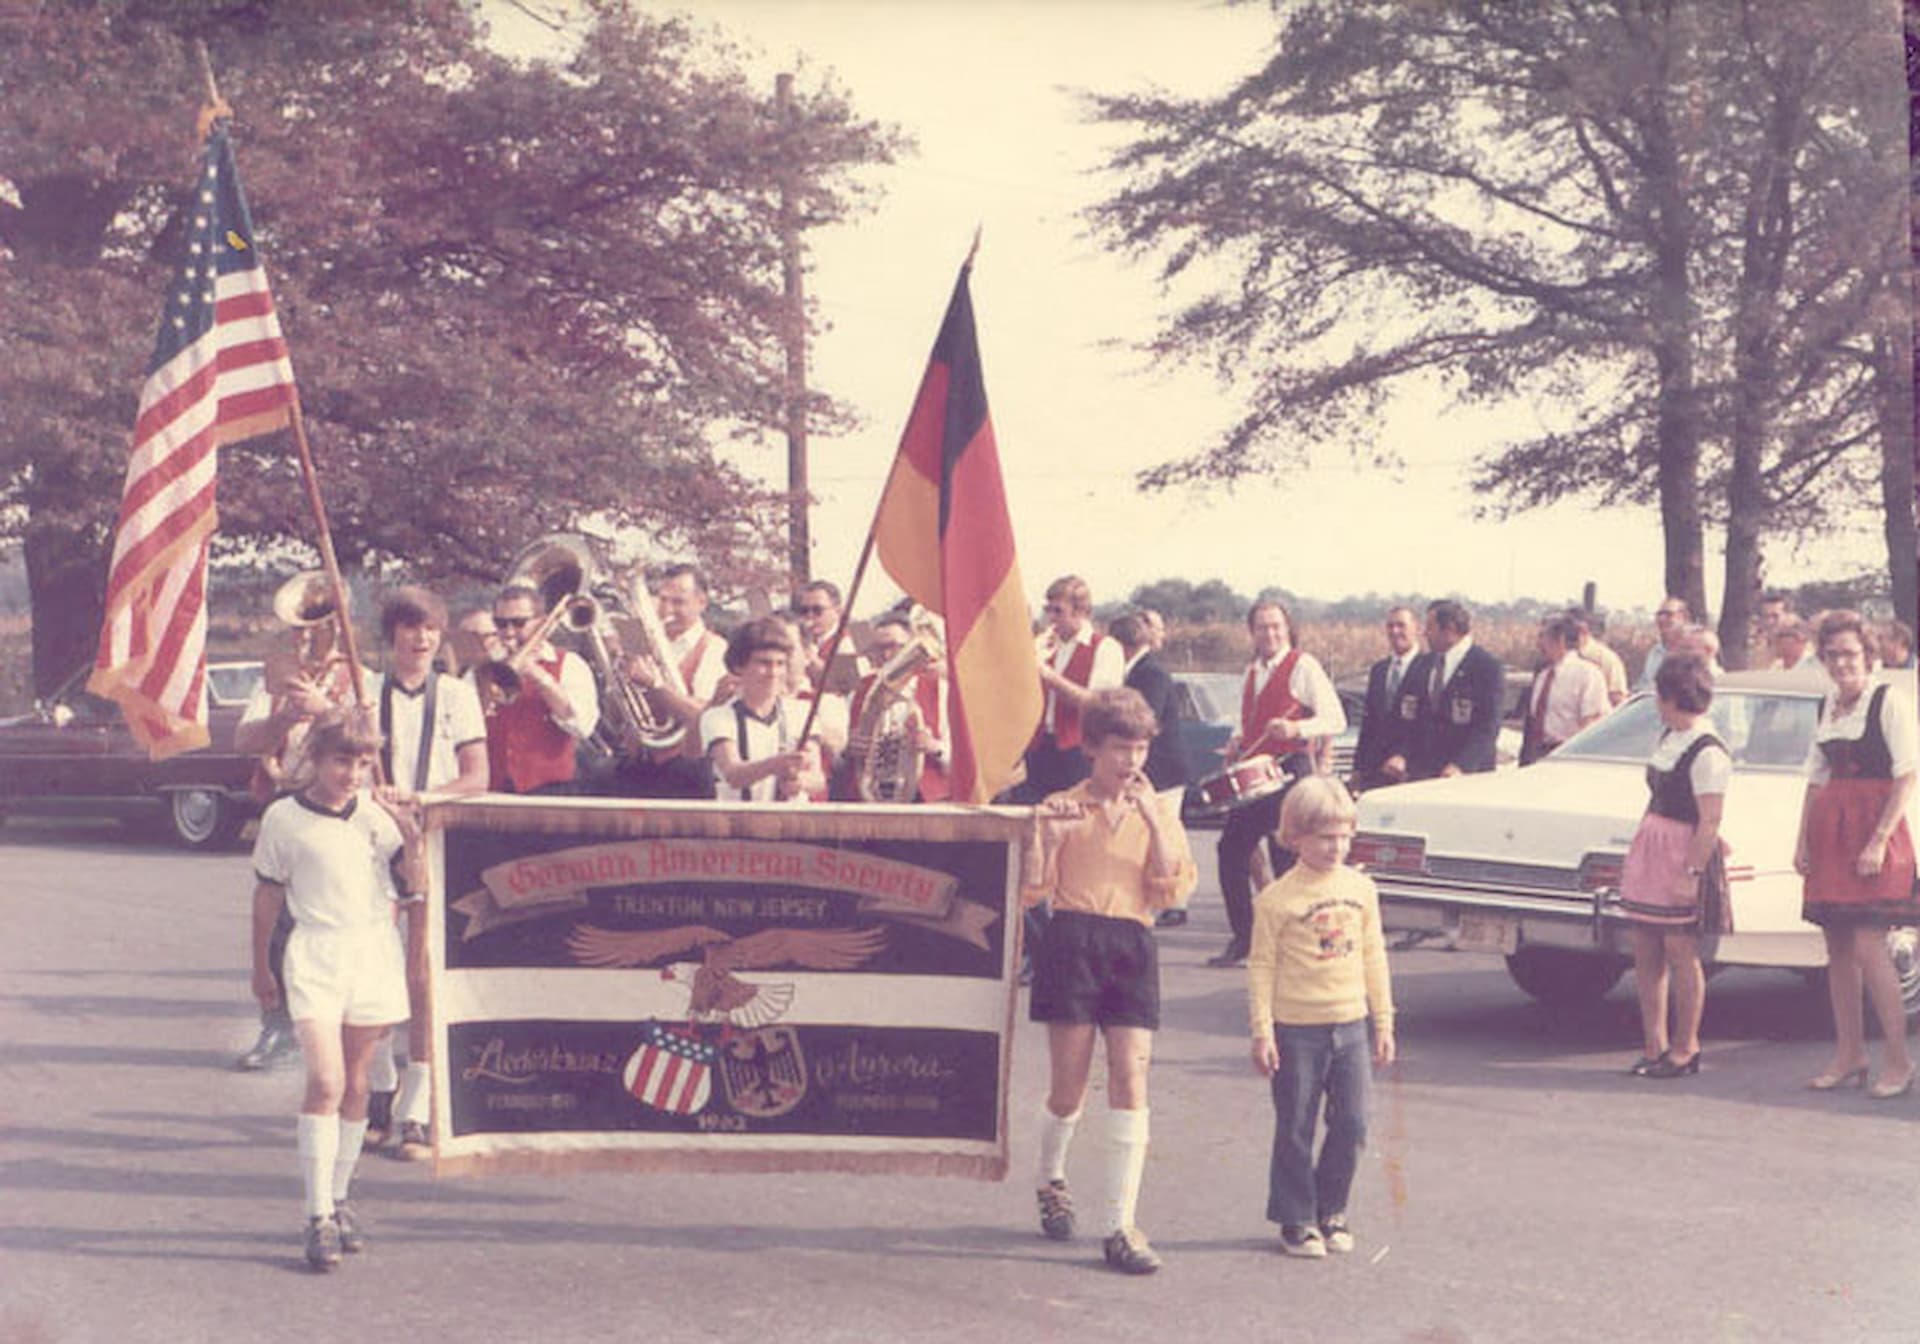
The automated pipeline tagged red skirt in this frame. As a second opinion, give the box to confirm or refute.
[1802,777,1918,928]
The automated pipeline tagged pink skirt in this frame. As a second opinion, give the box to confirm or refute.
[1802,777,1918,928]
[1620,814,1704,928]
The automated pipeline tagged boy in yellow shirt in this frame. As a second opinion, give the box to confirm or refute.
[1247,776,1395,1258]
[1024,688,1197,1274]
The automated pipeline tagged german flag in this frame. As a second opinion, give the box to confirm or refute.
[873,264,1040,803]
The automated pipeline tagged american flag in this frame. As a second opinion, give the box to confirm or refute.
[88,118,297,758]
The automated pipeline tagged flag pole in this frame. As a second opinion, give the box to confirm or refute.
[794,229,983,752]
[195,42,371,716]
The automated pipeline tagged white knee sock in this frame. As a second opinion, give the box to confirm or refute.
[1104,1107,1150,1235]
[1036,1106,1081,1186]
[332,1117,370,1202]
[366,1036,398,1094]
[395,1060,432,1127]
[297,1113,340,1218]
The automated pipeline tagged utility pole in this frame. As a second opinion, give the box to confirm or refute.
[775,72,810,586]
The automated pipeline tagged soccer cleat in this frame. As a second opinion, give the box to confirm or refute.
[1279,1224,1327,1258]
[1036,1179,1075,1241]
[333,1200,365,1254]
[304,1214,343,1271]
[1319,1215,1355,1255]
[236,1021,296,1072]
[1101,1226,1162,1275]
[392,1120,432,1162]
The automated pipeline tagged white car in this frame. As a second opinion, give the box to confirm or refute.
[1353,670,1919,1012]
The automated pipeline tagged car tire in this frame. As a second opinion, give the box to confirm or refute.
[1503,946,1627,1007]
[1889,926,1920,1022]
[167,788,241,850]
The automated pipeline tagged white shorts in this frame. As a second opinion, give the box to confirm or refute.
[285,920,409,1028]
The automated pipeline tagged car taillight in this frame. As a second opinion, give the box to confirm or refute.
[1578,852,1625,893]
[1352,833,1426,873]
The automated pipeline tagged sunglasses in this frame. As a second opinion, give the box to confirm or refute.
[495,615,534,629]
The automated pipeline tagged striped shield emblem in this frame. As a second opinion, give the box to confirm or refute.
[624,1022,716,1115]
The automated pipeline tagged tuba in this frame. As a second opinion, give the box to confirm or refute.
[852,611,944,802]
[255,570,353,795]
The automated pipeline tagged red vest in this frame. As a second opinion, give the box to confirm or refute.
[486,650,576,793]
[849,668,949,801]
[1044,634,1107,751]
[1240,649,1310,759]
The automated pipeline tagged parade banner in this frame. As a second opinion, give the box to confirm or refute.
[421,796,1026,1180]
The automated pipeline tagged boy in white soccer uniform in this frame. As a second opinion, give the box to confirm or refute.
[250,710,425,1271]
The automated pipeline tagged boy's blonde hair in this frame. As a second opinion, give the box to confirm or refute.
[1278,775,1358,846]
[306,707,383,763]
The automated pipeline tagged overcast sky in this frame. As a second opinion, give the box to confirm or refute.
[488,0,1892,618]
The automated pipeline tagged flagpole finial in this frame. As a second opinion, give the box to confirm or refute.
[964,224,982,271]
[193,40,233,141]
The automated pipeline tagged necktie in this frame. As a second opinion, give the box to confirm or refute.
[1385,657,1403,704]
[1530,664,1557,742]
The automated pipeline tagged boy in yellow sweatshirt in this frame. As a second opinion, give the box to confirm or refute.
[1246,775,1395,1258]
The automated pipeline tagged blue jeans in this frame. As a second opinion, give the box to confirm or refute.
[1266,1018,1372,1227]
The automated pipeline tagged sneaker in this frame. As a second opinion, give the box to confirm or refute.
[1279,1224,1327,1258]
[365,1091,394,1148]
[1204,942,1248,969]
[236,1022,295,1072]
[1036,1180,1075,1241]
[333,1200,366,1254]
[392,1120,431,1162]
[1101,1226,1162,1275]
[1319,1215,1354,1255]
[304,1214,342,1271]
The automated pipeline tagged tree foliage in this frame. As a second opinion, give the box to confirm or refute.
[1084,0,1911,656]
[0,0,904,692]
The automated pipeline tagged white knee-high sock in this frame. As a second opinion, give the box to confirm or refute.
[395,1061,432,1127]
[1037,1106,1081,1186]
[297,1113,340,1218]
[366,1035,398,1094]
[332,1117,370,1202]
[1104,1107,1150,1235]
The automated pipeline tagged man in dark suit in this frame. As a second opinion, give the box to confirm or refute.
[1113,611,1188,792]
[1113,611,1194,930]
[1406,599,1504,779]
[1352,605,1422,791]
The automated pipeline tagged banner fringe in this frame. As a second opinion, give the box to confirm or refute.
[431,1146,1008,1182]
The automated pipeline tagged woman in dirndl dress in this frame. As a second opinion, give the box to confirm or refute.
[1794,611,1918,1100]
[1620,654,1729,1079]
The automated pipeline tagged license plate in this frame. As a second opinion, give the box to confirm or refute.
[1455,911,1518,954]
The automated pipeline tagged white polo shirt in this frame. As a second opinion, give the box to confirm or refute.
[252,791,409,929]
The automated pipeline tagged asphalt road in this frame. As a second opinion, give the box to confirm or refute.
[2,816,1916,1344]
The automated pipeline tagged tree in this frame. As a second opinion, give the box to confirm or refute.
[1084,0,1907,651]
[0,0,904,694]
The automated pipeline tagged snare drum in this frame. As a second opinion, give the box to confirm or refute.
[1193,754,1288,814]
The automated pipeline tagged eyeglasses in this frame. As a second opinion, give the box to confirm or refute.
[797,605,832,617]
[495,615,533,629]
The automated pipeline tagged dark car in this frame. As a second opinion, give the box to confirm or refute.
[0,663,264,848]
